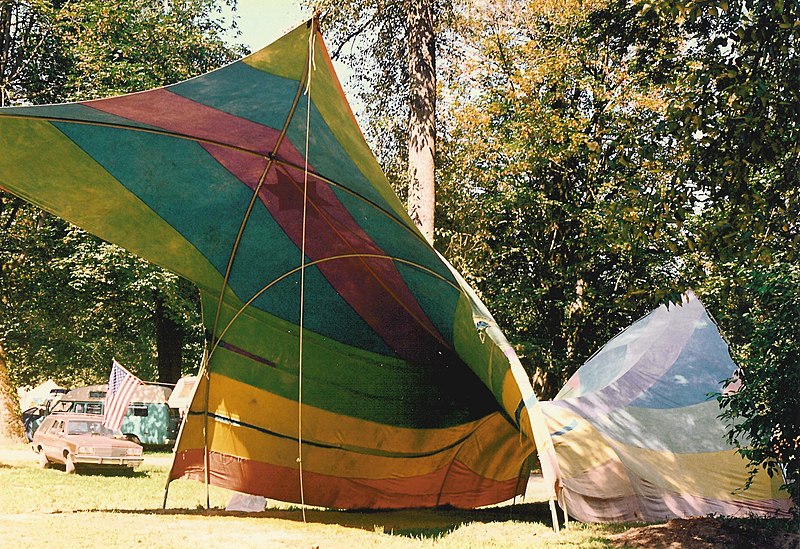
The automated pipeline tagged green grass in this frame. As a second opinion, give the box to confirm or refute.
[0,462,231,513]
[0,446,233,513]
[0,443,635,547]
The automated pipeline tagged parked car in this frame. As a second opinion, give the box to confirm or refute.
[21,391,66,442]
[31,413,144,474]
[22,406,47,442]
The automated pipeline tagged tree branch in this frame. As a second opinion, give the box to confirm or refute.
[329,9,385,61]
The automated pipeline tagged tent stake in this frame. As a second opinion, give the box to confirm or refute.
[162,479,171,509]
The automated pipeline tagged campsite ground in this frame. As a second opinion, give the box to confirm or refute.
[1,443,796,548]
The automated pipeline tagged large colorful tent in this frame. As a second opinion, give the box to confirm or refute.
[0,19,557,510]
[541,292,792,522]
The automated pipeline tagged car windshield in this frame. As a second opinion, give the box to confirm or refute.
[66,420,120,437]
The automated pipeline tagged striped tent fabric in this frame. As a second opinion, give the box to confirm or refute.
[0,19,553,509]
[541,292,793,522]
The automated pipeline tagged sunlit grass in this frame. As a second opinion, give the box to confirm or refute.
[0,443,635,547]
[0,456,232,513]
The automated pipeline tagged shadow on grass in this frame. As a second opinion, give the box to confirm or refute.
[79,468,148,478]
[109,502,557,539]
[44,464,148,478]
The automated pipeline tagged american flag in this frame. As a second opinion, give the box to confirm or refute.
[102,360,142,431]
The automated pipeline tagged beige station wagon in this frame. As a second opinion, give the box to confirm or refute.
[32,413,144,473]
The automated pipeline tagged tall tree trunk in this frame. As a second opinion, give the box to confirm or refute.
[155,296,183,385]
[0,343,25,443]
[0,1,13,107]
[407,0,436,244]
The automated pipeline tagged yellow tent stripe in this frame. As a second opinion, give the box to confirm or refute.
[177,411,527,482]
[198,373,506,458]
[611,441,786,501]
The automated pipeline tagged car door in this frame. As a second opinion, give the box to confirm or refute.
[33,417,53,456]
[42,419,65,461]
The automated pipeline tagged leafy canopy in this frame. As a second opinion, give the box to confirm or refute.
[0,0,244,387]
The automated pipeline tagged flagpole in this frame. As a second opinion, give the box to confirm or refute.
[141,380,178,387]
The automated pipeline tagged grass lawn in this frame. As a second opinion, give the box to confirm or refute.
[8,441,794,548]
[0,441,632,547]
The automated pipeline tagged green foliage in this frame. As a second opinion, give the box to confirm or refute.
[0,0,61,106]
[715,259,800,508]
[647,0,800,267]
[437,1,685,396]
[2,1,245,106]
[1,208,98,386]
[0,207,204,387]
[0,0,243,388]
[55,0,244,100]
[631,0,799,507]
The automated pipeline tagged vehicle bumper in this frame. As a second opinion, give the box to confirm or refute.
[73,455,144,468]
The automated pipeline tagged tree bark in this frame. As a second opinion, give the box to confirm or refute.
[406,0,436,244]
[155,296,183,385]
[0,343,25,443]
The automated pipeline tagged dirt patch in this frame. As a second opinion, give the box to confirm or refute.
[609,516,799,548]
[0,445,35,464]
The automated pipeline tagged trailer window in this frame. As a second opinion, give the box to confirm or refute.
[50,401,71,413]
[129,404,148,417]
[85,402,103,415]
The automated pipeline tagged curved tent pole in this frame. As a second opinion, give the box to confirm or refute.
[210,252,463,358]
[161,17,316,511]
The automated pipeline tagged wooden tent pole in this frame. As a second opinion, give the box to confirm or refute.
[203,354,211,510]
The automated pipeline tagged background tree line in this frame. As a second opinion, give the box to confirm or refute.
[0,0,244,439]
[0,0,796,505]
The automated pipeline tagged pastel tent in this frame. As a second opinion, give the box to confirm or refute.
[17,379,65,410]
[167,376,197,414]
[0,19,557,509]
[541,292,792,522]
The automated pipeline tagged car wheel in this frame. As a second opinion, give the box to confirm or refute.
[125,434,141,446]
[37,448,50,469]
[65,453,76,474]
